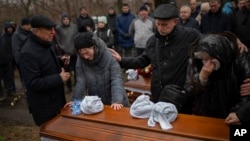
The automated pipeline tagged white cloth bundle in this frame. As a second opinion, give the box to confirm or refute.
[80,96,104,114]
[148,102,178,130]
[126,69,138,80]
[130,95,154,118]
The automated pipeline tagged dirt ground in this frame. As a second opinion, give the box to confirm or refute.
[0,71,73,141]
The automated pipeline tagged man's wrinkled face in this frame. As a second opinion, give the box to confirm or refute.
[155,18,178,36]
[33,27,55,42]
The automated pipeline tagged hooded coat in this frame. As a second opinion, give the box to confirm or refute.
[12,26,30,65]
[73,36,130,107]
[185,32,250,122]
[0,22,14,66]
[55,13,78,56]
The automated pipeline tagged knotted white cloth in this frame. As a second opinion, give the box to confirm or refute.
[80,96,104,114]
[148,102,178,130]
[130,95,154,118]
[130,95,178,130]
[126,69,138,80]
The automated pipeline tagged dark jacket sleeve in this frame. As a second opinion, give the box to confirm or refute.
[120,51,151,69]
[236,101,250,124]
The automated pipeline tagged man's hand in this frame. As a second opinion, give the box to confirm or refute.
[225,112,241,125]
[61,54,70,65]
[60,68,71,82]
[237,39,248,53]
[109,48,121,62]
[240,78,250,96]
[111,103,124,110]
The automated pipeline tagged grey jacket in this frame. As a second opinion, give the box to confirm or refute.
[73,37,130,106]
[55,23,78,55]
[12,26,30,65]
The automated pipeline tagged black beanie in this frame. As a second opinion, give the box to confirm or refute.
[74,32,95,50]
[139,5,148,11]
[21,18,30,25]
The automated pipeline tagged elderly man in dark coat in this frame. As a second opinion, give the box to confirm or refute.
[20,15,71,126]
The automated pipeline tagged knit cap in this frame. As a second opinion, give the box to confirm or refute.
[139,5,148,11]
[21,18,30,25]
[97,16,107,24]
[74,32,95,50]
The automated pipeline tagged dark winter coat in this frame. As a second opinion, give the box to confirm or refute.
[107,12,118,45]
[20,34,66,126]
[55,18,78,56]
[232,7,250,48]
[76,15,95,32]
[185,33,250,121]
[12,26,30,65]
[200,9,232,34]
[120,25,201,103]
[73,37,130,106]
[177,18,200,32]
[116,11,135,48]
[0,23,14,66]
[94,26,114,48]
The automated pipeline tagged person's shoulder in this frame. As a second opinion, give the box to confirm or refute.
[177,26,201,37]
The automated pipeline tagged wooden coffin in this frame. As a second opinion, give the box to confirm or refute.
[40,106,229,141]
[124,75,151,95]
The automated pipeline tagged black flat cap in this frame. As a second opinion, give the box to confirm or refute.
[154,4,179,20]
[30,15,56,28]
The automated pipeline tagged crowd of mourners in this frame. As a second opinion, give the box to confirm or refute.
[0,0,249,131]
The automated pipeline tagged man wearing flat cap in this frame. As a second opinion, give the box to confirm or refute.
[111,4,250,115]
[110,4,201,114]
[20,15,71,126]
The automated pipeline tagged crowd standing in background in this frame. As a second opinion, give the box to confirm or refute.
[94,16,114,49]
[116,3,136,57]
[177,5,200,31]
[55,12,78,93]
[0,21,16,100]
[0,1,250,128]
[129,5,156,56]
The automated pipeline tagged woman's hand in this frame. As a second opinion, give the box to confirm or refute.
[199,59,216,84]
[225,112,242,125]
[64,101,73,108]
[111,103,124,110]
[237,39,248,53]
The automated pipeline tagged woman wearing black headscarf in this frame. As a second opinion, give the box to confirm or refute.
[185,32,250,125]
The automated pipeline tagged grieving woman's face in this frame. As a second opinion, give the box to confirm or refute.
[194,51,212,65]
[194,51,220,70]
[78,46,94,60]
